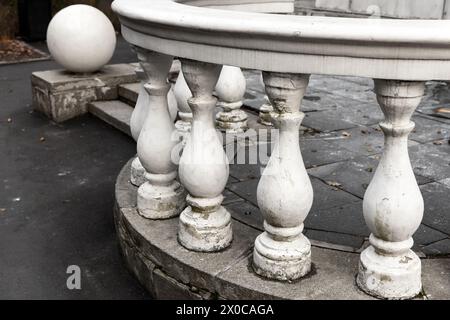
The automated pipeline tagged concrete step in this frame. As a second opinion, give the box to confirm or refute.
[88,101,132,137]
[118,82,140,106]
[117,60,181,107]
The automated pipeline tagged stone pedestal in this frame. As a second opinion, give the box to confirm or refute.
[31,63,137,122]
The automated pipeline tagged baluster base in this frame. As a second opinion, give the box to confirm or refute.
[258,103,274,126]
[137,178,186,220]
[178,196,232,252]
[357,245,421,300]
[130,156,146,187]
[216,101,248,134]
[253,232,311,281]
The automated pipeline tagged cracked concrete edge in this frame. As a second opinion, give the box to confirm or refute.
[114,159,450,300]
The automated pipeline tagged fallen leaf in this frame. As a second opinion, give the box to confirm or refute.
[326,181,342,188]
[433,140,443,145]
[434,107,450,114]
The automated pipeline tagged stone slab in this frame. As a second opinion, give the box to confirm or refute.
[302,110,358,132]
[300,134,361,168]
[308,155,432,199]
[31,63,137,122]
[306,201,369,237]
[304,229,365,250]
[88,101,132,136]
[226,200,263,231]
[410,115,450,144]
[420,182,450,235]
[410,142,450,181]
[227,177,361,212]
[421,239,450,256]
[118,82,140,105]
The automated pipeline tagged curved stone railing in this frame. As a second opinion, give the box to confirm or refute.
[112,0,450,300]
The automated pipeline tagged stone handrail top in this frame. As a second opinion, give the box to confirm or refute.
[112,0,450,81]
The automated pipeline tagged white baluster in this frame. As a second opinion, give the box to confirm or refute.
[174,70,193,138]
[136,50,186,219]
[130,47,178,187]
[357,80,425,300]
[178,59,232,252]
[130,47,151,186]
[253,72,313,281]
[215,66,248,133]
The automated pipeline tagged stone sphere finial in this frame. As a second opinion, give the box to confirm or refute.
[47,5,116,73]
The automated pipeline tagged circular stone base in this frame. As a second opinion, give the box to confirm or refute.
[114,159,450,300]
[137,180,186,220]
[357,246,422,300]
[178,205,232,252]
[253,232,311,281]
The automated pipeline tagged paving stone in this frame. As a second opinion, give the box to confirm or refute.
[229,142,272,181]
[302,110,358,132]
[306,201,369,237]
[421,258,450,299]
[227,176,361,212]
[308,155,432,199]
[421,182,450,235]
[417,81,450,118]
[309,74,370,93]
[410,115,450,143]
[227,200,263,231]
[305,229,365,250]
[309,126,384,158]
[304,100,382,130]
[421,238,450,256]
[438,177,450,188]
[410,142,450,181]
[227,179,259,206]
[309,75,375,102]
[223,188,244,205]
[310,177,361,211]
[414,224,448,247]
[300,135,360,168]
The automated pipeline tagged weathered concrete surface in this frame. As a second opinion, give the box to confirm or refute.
[89,100,133,137]
[0,37,150,299]
[115,159,450,299]
[32,64,137,122]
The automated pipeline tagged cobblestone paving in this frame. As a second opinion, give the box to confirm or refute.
[226,70,450,257]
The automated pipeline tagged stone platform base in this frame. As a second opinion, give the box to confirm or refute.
[114,159,450,300]
[31,64,138,123]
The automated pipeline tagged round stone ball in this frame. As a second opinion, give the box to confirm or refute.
[47,5,116,73]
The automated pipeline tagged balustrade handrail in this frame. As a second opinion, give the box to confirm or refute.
[112,0,450,80]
